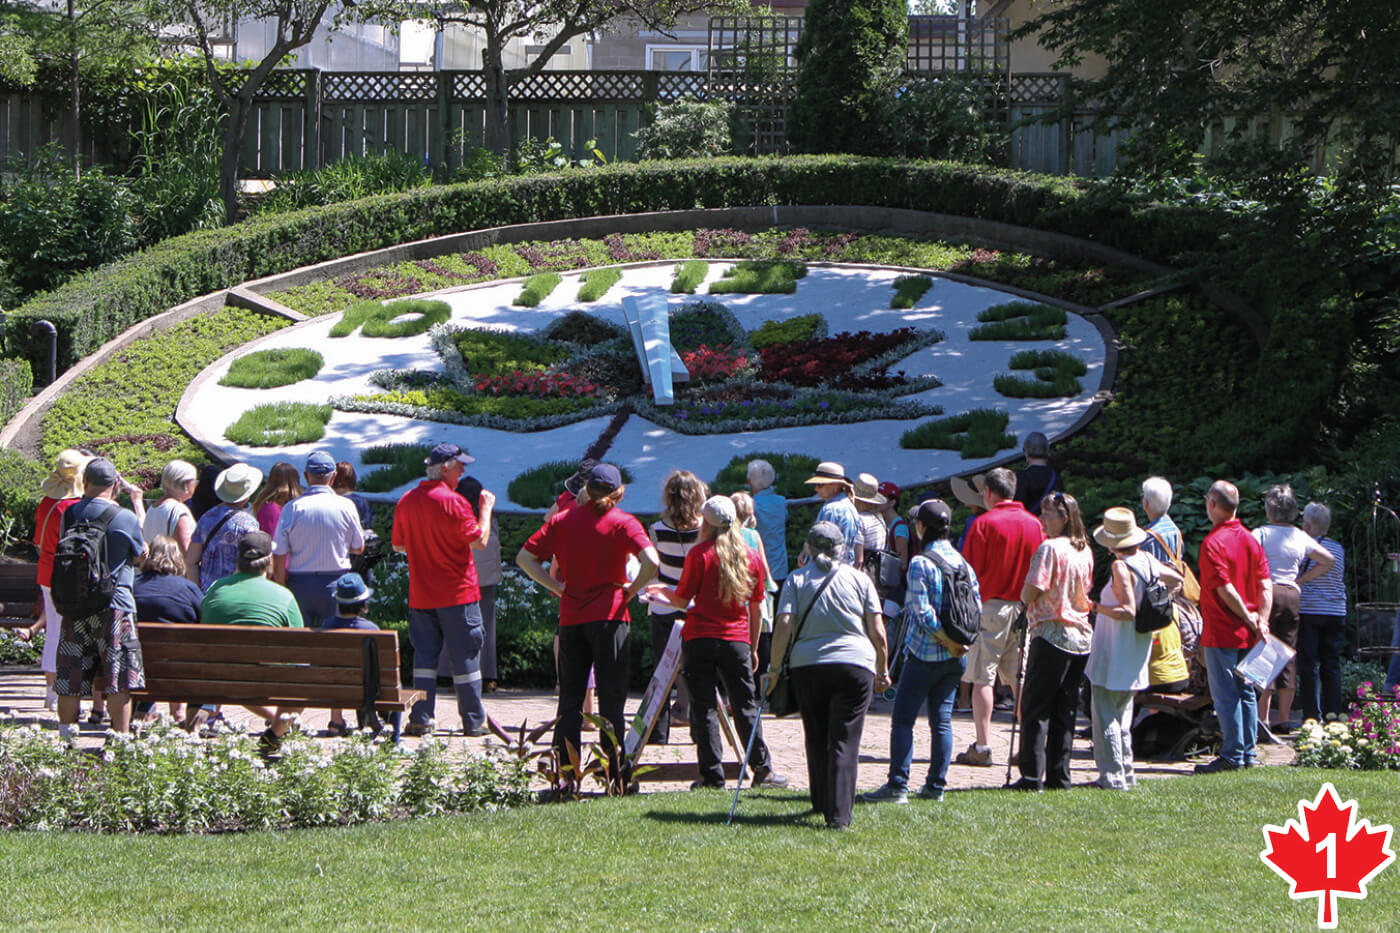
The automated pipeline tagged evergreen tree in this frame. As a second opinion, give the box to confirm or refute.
[789,0,907,154]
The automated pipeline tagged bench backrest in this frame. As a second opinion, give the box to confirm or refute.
[133,623,402,707]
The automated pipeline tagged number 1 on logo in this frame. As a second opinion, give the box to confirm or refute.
[1316,832,1336,879]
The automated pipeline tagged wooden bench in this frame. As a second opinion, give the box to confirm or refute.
[132,623,423,741]
[0,562,39,630]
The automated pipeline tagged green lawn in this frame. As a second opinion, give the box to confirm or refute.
[2,771,1396,931]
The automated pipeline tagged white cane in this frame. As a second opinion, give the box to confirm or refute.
[728,693,767,825]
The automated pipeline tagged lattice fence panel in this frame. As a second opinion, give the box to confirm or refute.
[907,16,1009,74]
[323,72,436,102]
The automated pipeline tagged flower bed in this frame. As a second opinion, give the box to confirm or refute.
[1294,684,1400,770]
[225,401,333,447]
[330,299,451,338]
[969,302,1068,341]
[994,349,1089,398]
[757,327,940,389]
[900,408,1018,458]
[219,348,324,389]
[0,718,530,833]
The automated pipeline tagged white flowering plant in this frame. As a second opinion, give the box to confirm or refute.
[0,717,530,833]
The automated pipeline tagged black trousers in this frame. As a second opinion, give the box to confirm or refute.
[556,620,629,770]
[792,663,874,828]
[1297,612,1346,721]
[682,637,771,785]
[1017,637,1087,790]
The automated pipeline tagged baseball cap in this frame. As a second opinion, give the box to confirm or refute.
[425,442,475,466]
[238,531,273,561]
[911,498,953,533]
[82,457,118,488]
[587,463,623,492]
[305,451,337,474]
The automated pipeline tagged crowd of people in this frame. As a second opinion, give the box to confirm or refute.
[17,429,1365,825]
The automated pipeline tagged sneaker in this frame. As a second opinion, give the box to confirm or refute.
[57,723,79,748]
[861,783,909,804]
[86,709,105,726]
[1193,756,1240,775]
[256,729,283,760]
[914,784,944,801]
[954,743,992,766]
[751,766,789,789]
[689,778,725,790]
[1004,778,1043,793]
[403,720,435,738]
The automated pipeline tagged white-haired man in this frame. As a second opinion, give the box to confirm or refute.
[1139,476,1182,565]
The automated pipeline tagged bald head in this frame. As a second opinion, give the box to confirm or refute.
[1206,480,1240,524]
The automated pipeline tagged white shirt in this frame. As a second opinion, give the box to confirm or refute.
[1253,524,1312,590]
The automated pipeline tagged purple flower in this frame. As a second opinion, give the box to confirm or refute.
[818,400,830,410]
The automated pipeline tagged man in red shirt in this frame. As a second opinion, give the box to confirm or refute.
[516,464,659,774]
[1195,479,1273,774]
[392,443,495,737]
[957,467,1045,766]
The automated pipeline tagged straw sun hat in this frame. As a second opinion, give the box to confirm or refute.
[1093,507,1148,549]
[40,449,92,500]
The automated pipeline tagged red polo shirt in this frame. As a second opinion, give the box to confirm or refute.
[392,479,482,609]
[1199,517,1270,650]
[673,539,766,643]
[34,496,79,587]
[961,499,1044,602]
[524,503,651,626]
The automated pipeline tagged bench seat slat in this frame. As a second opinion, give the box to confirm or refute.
[141,643,396,668]
[143,659,399,689]
[137,623,399,650]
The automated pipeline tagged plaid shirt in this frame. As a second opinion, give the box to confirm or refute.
[903,540,979,663]
[815,493,862,565]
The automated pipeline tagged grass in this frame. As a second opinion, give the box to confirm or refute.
[748,313,824,350]
[900,408,1018,458]
[219,348,324,389]
[0,771,1394,931]
[358,443,433,493]
[507,459,635,509]
[708,451,822,499]
[969,301,1069,340]
[670,259,708,293]
[577,268,622,302]
[708,259,807,295]
[453,329,568,377]
[995,349,1089,398]
[890,274,933,309]
[224,402,333,447]
[514,272,562,307]
[330,299,451,338]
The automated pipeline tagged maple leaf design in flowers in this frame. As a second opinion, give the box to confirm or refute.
[1260,782,1395,929]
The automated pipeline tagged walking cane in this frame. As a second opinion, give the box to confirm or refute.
[728,694,766,826]
[1004,605,1031,787]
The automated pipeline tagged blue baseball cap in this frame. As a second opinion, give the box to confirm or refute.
[305,451,337,475]
[425,442,475,466]
[587,463,622,492]
[333,572,372,604]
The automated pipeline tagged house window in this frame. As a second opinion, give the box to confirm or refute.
[647,45,707,72]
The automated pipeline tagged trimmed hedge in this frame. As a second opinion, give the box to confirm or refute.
[0,357,33,426]
[2,156,1238,379]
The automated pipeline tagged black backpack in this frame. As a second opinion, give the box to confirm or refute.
[926,551,981,646]
[50,501,119,618]
[1123,557,1175,634]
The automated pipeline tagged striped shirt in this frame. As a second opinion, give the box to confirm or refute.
[1299,537,1347,615]
[649,519,701,617]
[815,493,861,565]
[1141,514,1183,565]
[903,540,980,663]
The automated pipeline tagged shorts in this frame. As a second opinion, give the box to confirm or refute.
[54,608,146,697]
[1268,585,1301,691]
[962,598,1025,687]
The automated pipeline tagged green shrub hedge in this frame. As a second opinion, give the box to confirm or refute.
[0,357,33,426]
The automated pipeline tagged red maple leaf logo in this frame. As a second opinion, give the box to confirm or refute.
[1261,783,1396,928]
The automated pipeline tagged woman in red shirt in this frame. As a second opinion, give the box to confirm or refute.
[647,496,787,790]
[517,464,659,781]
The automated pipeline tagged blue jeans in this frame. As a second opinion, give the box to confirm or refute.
[887,654,965,791]
[409,602,485,731]
[1297,613,1345,720]
[1204,646,1257,766]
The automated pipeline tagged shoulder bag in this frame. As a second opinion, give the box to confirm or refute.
[767,569,839,717]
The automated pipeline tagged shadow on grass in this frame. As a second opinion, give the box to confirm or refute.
[642,790,822,828]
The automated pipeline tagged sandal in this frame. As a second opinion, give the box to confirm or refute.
[86,710,105,726]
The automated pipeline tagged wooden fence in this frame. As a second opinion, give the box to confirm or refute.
[2,68,1160,179]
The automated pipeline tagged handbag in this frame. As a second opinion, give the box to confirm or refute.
[767,568,838,717]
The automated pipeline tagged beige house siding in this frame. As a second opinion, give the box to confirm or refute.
[986,0,1106,77]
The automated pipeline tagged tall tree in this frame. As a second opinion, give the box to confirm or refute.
[423,0,743,158]
[1015,0,1400,183]
[152,0,400,223]
[789,0,907,154]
